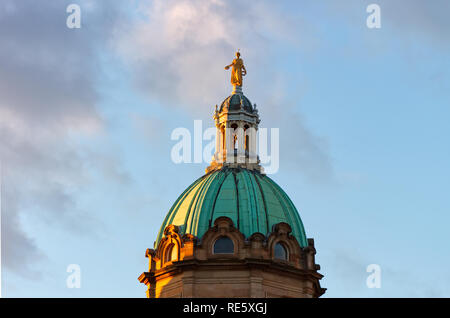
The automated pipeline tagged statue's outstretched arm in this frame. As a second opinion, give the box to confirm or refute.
[224,63,233,70]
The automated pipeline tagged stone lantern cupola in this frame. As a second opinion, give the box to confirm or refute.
[207,85,261,173]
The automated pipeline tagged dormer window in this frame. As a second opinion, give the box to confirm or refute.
[274,242,288,260]
[213,236,234,254]
[165,243,177,263]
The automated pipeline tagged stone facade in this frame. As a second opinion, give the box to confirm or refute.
[139,217,325,298]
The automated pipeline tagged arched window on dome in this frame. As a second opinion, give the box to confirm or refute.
[165,243,178,263]
[213,236,234,254]
[274,242,288,261]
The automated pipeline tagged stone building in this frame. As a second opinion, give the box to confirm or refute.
[139,56,325,298]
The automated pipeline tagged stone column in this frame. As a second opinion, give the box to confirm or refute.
[215,123,221,163]
[237,121,246,163]
[225,122,235,164]
[249,273,264,298]
[246,125,258,164]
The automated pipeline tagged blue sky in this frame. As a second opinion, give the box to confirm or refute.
[1,0,449,297]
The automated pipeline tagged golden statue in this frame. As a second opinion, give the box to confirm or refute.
[225,51,247,87]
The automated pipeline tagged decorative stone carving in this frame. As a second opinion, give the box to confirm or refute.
[139,217,326,298]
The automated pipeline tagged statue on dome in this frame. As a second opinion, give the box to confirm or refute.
[225,51,247,87]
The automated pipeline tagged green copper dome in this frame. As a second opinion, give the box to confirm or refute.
[155,168,308,248]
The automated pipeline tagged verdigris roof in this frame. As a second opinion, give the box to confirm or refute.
[155,168,307,248]
[219,93,254,113]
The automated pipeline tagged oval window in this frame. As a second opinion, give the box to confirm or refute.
[274,242,288,260]
[213,236,234,254]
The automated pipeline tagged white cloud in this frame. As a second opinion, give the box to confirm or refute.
[115,0,303,110]
[115,0,333,182]
[0,0,126,279]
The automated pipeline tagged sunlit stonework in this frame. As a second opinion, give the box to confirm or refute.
[138,53,325,298]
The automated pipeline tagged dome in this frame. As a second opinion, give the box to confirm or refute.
[155,168,308,248]
[219,93,255,113]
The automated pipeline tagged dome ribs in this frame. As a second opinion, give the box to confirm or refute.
[253,172,270,235]
[154,175,205,248]
[240,169,260,235]
[185,171,219,236]
[270,180,308,247]
[232,170,240,230]
[154,168,308,248]
[209,169,229,231]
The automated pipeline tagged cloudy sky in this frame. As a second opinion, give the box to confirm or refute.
[1,0,449,297]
